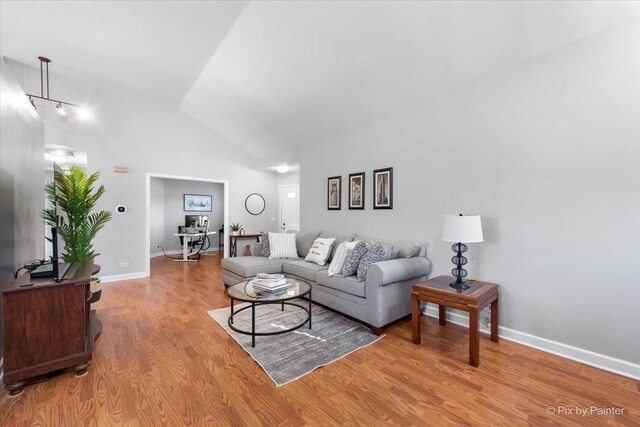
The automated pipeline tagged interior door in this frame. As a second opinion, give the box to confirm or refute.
[280,185,300,232]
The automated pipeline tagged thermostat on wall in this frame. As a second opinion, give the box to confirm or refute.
[116,205,127,214]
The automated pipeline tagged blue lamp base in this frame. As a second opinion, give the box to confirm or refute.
[449,242,470,292]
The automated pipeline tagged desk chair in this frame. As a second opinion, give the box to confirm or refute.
[178,226,205,253]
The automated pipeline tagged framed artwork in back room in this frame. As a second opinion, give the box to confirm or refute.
[327,176,342,210]
[373,167,393,209]
[348,172,365,210]
[184,194,212,212]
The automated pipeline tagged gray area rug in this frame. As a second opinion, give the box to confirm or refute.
[208,302,383,386]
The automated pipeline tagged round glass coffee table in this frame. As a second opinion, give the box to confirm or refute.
[225,277,312,347]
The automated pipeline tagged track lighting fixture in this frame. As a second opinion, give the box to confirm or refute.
[25,56,89,118]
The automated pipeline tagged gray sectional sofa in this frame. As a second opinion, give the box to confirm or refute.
[221,231,431,334]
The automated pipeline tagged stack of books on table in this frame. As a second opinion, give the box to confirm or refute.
[251,274,291,292]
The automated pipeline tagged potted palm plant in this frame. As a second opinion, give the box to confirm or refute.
[43,166,112,263]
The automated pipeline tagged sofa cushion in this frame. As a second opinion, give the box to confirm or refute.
[319,232,356,262]
[259,232,270,257]
[268,232,298,259]
[356,242,393,281]
[327,241,358,276]
[394,241,422,258]
[341,241,370,277]
[282,260,328,282]
[221,256,286,278]
[296,231,322,257]
[355,235,423,259]
[304,237,336,266]
[316,271,366,298]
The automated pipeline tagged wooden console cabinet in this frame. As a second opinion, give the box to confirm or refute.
[1,261,101,396]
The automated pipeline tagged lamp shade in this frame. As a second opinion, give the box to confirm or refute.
[441,214,484,243]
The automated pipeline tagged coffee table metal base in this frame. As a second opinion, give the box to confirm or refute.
[228,296,312,347]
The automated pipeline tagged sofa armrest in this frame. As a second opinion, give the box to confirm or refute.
[366,257,431,287]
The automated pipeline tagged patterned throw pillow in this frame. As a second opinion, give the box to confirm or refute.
[327,241,358,276]
[357,243,393,281]
[305,237,336,265]
[259,232,270,257]
[341,241,370,277]
[268,232,298,259]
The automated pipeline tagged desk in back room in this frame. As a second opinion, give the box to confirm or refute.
[173,231,217,262]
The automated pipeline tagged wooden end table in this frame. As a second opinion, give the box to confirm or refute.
[229,233,262,257]
[411,275,499,367]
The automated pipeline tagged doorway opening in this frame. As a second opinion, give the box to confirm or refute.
[279,185,300,233]
[145,173,229,277]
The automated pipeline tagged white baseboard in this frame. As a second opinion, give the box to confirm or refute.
[150,249,219,258]
[150,250,182,258]
[99,271,148,283]
[422,306,640,381]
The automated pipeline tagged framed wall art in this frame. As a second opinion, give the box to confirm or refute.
[327,176,342,210]
[373,167,393,209]
[348,172,365,210]
[184,194,212,212]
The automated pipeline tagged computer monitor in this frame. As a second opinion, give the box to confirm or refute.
[185,215,208,228]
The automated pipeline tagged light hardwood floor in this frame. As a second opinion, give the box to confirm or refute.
[1,254,638,426]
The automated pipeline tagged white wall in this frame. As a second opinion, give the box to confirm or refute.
[149,177,165,253]
[277,172,299,187]
[150,178,224,253]
[6,59,281,279]
[298,20,640,365]
[0,56,45,357]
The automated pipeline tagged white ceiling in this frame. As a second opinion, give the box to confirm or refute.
[2,1,640,159]
[180,1,640,157]
[0,1,248,102]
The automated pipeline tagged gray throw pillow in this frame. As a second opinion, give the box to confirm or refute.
[357,243,393,281]
[341,241,370,277]
[259,232,270,257]
[296,231,321,257]
[395,241,422,258]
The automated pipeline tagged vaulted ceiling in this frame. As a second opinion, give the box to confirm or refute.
[0,1,249,102]
[2,1,639,159]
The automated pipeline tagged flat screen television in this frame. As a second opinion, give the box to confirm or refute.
[31,163,71,280]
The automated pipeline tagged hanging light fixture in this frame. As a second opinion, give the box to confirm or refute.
[25,56,88,117]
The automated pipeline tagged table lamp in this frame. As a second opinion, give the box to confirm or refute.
[441,214,483,291]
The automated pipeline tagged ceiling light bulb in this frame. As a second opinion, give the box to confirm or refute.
[275,165,289,174]
[56,103,66,116]
[77,107,91,120]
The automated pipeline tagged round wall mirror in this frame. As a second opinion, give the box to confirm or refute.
[245,193,266,215]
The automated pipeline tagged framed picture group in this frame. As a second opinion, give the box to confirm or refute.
[327,167,393,210]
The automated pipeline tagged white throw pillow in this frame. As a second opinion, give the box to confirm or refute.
[268,232,298,259]
[327,241,358,276]
[304,237,336,266]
